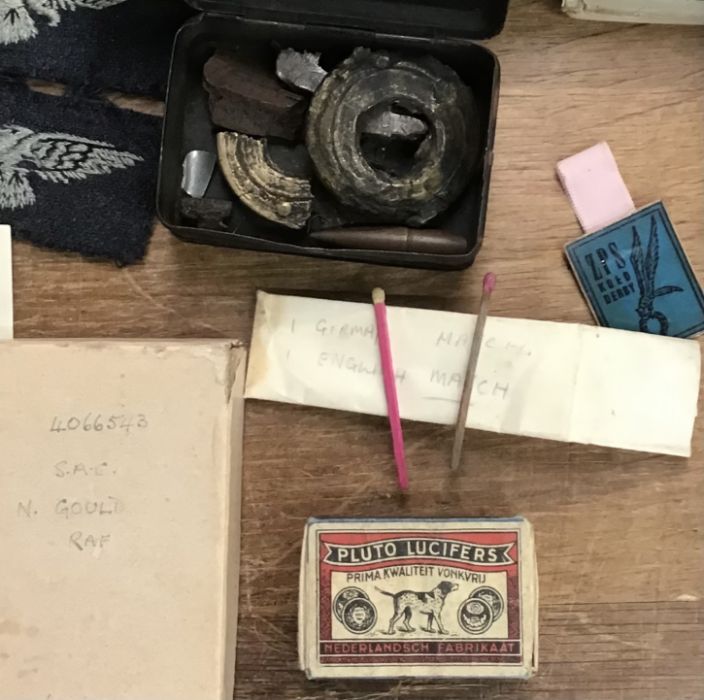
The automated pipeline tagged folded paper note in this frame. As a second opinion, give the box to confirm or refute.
[1,340,245,700]
[246,292,701,457]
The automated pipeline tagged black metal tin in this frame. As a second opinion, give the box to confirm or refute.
[157,1,508,270]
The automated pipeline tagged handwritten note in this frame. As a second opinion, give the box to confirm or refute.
[1,340,245,700]
[246,292,701,456]
[0,225,12,339]
[11,410,151,557]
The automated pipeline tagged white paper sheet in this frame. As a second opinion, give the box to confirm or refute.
[246,292,701,457]
[0,225,13,339]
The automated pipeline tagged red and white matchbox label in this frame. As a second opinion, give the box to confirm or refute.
[299,519,538,680]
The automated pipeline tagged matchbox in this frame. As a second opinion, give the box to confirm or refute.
[299,517,538,679]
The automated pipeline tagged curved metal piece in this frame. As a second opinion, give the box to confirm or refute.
[306,48,480,225]
[216,132,313,229]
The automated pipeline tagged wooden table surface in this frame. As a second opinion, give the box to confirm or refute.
[10,1,704,698]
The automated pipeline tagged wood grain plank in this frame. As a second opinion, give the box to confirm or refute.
[235,602,703,699]
[7,0,704,697]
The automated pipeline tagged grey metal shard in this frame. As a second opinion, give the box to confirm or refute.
[181,150,217,198]
[216,131,313,229]
[276,48,328,94]
[360,109,428,140]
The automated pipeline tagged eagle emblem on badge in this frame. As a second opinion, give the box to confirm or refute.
[0,0,127,45]
[0,124,143,210]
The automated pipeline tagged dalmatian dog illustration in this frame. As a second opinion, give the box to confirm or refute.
[376,580,459,635]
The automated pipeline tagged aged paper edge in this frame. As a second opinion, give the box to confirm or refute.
[562,0,704,24]
[221,344,247,700]
[0,225,12,339]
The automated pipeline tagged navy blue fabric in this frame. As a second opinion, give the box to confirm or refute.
[0,78,161,264]
[0,0,194,97]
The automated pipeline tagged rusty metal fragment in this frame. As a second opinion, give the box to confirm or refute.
[204,51,308,141]
[306,48,479,225]
[179,197,233,231]
[217,131,313,229]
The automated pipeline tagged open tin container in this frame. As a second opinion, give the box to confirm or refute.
[158,1,509,270]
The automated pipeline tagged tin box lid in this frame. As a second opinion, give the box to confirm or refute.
[186,0,510,40]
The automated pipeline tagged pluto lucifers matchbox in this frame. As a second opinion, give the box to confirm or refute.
[299,517,538,679]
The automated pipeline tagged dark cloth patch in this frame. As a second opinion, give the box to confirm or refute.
[0,0,194,98]
[0,77,160,264]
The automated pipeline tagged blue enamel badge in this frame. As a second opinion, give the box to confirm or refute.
[565,202,704,338]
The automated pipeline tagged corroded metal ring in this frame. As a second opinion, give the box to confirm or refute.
[306,48,480,225]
